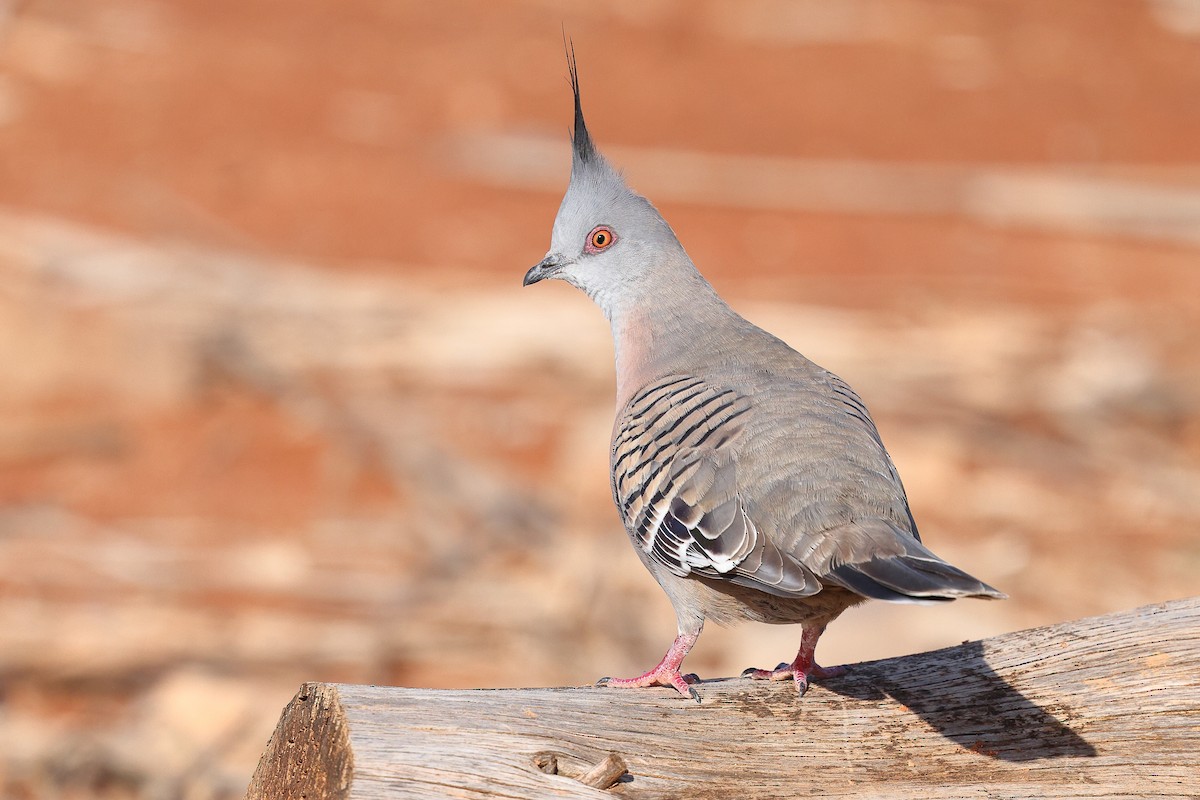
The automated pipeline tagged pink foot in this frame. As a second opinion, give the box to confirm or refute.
[596,632,702,703]
[741,623,845,695]
[742,661,847,694]
[597,668,700,702]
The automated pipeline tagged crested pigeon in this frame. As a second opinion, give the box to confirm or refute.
[523,48,1005,702]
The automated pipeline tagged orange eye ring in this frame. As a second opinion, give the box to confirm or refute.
[585,225,617,253]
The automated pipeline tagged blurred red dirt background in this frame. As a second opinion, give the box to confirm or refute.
[1,1,1199,797]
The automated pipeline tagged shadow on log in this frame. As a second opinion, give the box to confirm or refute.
[828,638,1096,761]
[245,597,1199,799]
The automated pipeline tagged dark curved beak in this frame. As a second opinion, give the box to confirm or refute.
[523,254,564,287]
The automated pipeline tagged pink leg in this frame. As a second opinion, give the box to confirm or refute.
[742,623,847,695]
[597,632,701,702]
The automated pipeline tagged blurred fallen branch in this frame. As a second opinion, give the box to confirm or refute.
[244,597,1198,799]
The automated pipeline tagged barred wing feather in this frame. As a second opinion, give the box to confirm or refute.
[611,375,819,598]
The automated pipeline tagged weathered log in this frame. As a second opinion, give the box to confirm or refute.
[245,597,1199,799]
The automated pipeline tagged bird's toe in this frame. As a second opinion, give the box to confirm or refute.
[809,663,848,681]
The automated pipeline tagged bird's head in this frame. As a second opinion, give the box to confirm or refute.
[523,45,688,319]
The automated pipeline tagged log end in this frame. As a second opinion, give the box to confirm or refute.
[244,682,353,800]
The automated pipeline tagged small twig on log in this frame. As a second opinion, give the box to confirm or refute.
[576,752,628,790]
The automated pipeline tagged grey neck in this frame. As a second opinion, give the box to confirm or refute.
[607,264,739,409]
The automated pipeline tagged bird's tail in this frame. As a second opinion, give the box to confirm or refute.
[817,519,1007,603]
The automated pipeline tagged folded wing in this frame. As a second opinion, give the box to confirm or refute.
[612,376,820,597]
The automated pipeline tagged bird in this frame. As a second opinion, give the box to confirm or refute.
[522,47,1005,702]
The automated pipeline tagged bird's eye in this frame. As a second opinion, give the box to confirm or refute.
[585,225,617,253]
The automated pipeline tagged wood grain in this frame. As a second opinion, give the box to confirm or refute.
[245,597,1200,799]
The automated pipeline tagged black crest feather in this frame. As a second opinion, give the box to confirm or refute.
[565,37,595,165]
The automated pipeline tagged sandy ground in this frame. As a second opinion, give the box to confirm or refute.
[1,1,1199,797]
